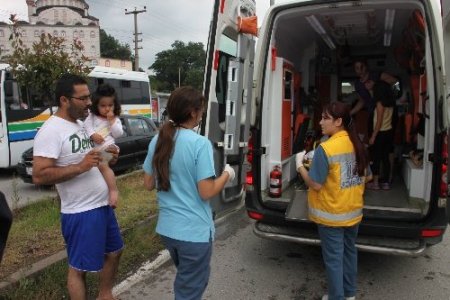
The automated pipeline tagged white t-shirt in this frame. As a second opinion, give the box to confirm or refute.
[33,115,109,214]
[84,113,123,149]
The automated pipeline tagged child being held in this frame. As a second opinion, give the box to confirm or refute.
[84,84,123,208]
[302,130,328,169]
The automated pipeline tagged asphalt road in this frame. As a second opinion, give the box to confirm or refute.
[118,208,450,300]
[0,168,56,209]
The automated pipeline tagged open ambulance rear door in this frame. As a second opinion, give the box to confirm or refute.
[202,0,256,218]
[442,0,450,222]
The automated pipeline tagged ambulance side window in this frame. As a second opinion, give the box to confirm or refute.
[216,34,237,123]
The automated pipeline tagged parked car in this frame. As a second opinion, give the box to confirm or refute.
[16,115,158,184]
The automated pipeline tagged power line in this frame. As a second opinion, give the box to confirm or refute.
[101,27,181,48]
[90,0,203,42]
[96,0,201,33]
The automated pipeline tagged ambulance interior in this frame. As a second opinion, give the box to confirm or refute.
[259,1,434,221]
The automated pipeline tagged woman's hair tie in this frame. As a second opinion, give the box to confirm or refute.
[168,119,178,127]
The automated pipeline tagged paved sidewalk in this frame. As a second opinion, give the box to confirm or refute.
[114,206,251,299]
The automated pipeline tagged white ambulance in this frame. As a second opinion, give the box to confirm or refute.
[203,0,450,255]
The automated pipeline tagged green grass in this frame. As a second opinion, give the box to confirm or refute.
[0,171,161,298]
[0,219,163,299]
[0,197,62,279]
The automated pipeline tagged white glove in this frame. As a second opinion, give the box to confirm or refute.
[223,164,235,183]
[295,150,306,170]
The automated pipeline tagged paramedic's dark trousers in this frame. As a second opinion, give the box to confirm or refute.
[318,224,359,300]
[0,191,13,263]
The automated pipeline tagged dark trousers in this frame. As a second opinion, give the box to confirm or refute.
[371,129,394,182]
[162,235,213,300]
[0,192,13,263]
[318,224,359,300]
[317,224,359,300]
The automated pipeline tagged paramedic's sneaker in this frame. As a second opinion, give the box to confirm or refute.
[381,182,391,190]
[322,295,355,300]
[366,182,380,190]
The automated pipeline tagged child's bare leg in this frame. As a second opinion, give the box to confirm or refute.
[98,163,119,208]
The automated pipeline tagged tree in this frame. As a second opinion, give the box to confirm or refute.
[148,75,167,93]
[4,15,91,106]
[149,40,206,91]
[100,29,132,60]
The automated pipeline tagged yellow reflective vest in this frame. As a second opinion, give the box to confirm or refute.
[308,130,364,227]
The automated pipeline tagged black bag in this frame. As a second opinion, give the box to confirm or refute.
[0,191,13,263]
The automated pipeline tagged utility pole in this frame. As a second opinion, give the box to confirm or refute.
[125,6,146,71]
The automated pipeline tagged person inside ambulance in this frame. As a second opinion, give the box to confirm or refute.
[350,59,398,117]
[350,59,398,183]
[295,101,371,300]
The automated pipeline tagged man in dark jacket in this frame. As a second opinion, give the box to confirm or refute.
[0,191,13,263]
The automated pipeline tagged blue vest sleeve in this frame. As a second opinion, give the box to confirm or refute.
[308,145,329,185]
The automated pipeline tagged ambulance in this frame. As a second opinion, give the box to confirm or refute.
[202,0,450,255]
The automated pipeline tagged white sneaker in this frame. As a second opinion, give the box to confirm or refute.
[322,295,355,300]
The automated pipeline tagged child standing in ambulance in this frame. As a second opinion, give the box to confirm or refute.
[367,81,395,190]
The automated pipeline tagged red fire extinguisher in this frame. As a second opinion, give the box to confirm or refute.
[269,165,282,198]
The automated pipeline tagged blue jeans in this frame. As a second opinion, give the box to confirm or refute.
[318,224,359,300]
[161,235,212,300]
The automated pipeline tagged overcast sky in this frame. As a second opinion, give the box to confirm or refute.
[0,0,276,70]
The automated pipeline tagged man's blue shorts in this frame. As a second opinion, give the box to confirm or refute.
[61,205,123,272]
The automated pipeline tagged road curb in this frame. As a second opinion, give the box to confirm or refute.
[0,180,245,295]
[116,168,144,180]
[113,250,171,296]
[113,200,246,296]
[0,249,67,289]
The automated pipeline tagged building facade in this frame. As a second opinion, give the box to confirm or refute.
[0,0,100,62]
[98,57,133,71]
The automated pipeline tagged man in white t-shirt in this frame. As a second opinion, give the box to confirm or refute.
[32,74,122,300]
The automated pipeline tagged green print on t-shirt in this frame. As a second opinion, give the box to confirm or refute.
[70,133,94,153]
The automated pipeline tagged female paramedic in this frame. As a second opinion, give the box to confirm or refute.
[143,86,235,299]
[296,101,371,300]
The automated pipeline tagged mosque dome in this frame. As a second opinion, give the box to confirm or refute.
[34,0,89,16]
